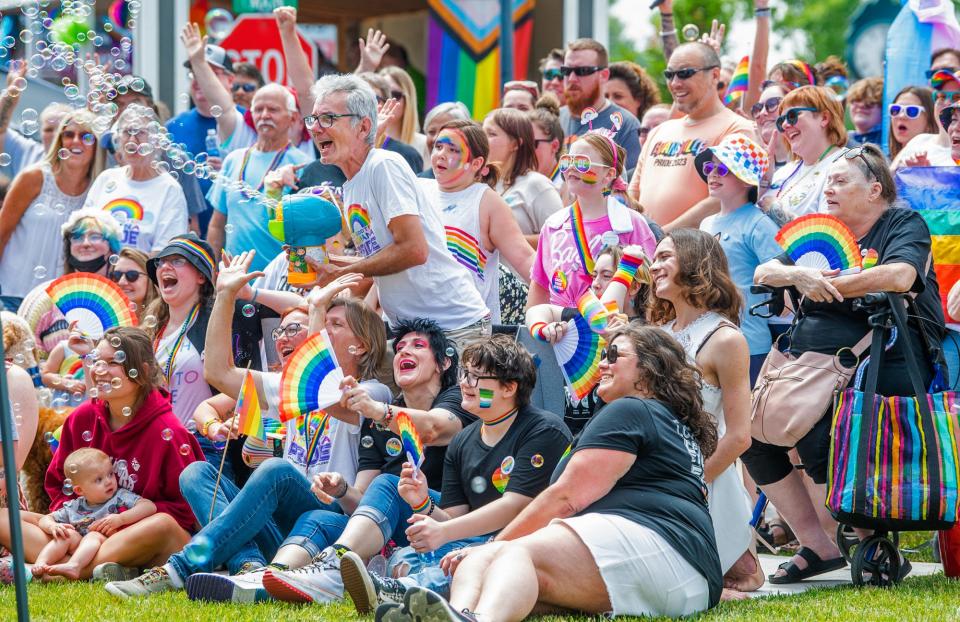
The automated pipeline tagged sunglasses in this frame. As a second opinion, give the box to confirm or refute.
[600,344,638,364]
[888,104,924,119]
[231,83,257,93]
[663,65,719,81]
[558,153,612,174]
[776,107,818,132]
[559,65,605,78]
[108,270,147,284]
[926,67,959,79]
[750,96,783,119]
[543,68,563,82]
[271,322,305,341]
[935,91,960,103]
[844,145,881,182]
[701,161,730,177]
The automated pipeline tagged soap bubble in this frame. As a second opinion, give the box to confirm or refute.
[57,148,70,160]
[241,304,256,318]
[179,443,192,456]
[62,481,74,496]
[530,454,545,468]
[81,430,93,442]
[360,436,374,448]
[72,391,84,402]
[33,265,47,279]
[682,24,700,41]
[111,377,122,389]
[470,476,487,494]
[209,105,223,118]
[184,534,212,565]
[0,153,10,166]
[110,336,122,348]
[204,9,234,40]
[161,428,173,441]
[143,315,157,328]
[89,387,99,398]
[444,346,456,357]
[108,254,120,265]
[114,350,127,363]
[68,464,79,474]
[128,368,139,378]
[347,345,358,355]
[20,108,38,123]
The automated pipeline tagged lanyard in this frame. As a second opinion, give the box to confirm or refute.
[154,304,200,386]
[775,145,836,199]
[237,142,292,193]
[301,411,330,471]
[570,200,594,273]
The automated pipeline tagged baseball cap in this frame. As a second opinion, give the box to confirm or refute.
[183,43,234,74]
[694,134,770,187]
[148,233,217,286]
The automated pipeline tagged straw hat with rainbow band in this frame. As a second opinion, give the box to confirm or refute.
[694,134,770,188]
[147,233,217,286]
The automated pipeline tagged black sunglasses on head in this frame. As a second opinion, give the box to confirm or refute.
[844,145,882,182]
[663,65,719,81]
[108,269,147,284]
[231,83,257,93]
[560,65,605,78]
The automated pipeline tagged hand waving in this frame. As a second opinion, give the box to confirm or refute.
[357,28,390,72]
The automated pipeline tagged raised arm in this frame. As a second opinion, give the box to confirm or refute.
[657,0,679,61]
[181,22,236,141]
[0,60,26,141]
[274,7,316,116]
[743,0,771,113]
[355,28,390,73]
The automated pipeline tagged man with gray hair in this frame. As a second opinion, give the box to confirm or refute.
[301,73,490,343]
[206,82,311,271]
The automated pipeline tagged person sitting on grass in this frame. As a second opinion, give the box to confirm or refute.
[32,448,157,580]
[260,335,572,613]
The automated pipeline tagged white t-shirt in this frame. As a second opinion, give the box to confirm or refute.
[260,373,392,483]
[343,148,488,331]
[892,133,955,170]
[83,167,188,253]
[497,171,563,236]
[763,148,846,217]
[155,327,212,433]
[222,110,316,161]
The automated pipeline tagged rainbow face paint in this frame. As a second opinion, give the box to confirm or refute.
[580,170,600,184]
[478,387,494,408]
[434,129,472,183]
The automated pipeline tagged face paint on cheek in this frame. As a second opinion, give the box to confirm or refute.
[478,388,494,408]
[580,170,600,185]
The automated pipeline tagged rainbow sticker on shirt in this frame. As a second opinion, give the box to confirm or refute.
[103,198,144,221]
[60,355,84,379]
[445,226,487,281]
[346,204,381,257]
[491,466,510,493]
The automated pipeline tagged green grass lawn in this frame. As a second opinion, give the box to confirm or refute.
[1,532,957,622]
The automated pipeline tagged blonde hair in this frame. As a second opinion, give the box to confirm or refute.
[380,66,421,144]
[64,447,111,483]
[42,108,106,179]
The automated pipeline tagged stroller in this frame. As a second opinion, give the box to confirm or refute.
[748,287,957,587]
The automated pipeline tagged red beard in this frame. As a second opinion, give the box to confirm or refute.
[565,81,601,117]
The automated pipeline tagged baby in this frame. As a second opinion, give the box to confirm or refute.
[33,448,155,580]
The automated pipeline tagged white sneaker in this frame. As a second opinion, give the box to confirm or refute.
[186,566,278,603]
[104,567,177,599]
[263,550,343,603]
[92,562,140,582]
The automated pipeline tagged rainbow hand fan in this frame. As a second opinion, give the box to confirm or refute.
[395,411,425,478]
[45,272,137,338]
[775,214,862,275]
[577,289,610,334]
[554,314,605,400]
[279,331,345,422]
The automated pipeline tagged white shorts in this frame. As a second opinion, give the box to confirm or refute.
[555,513,711,618]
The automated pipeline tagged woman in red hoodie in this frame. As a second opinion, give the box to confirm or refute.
[0,326,203,581]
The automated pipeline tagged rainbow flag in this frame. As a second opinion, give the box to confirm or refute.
[236,370,264,440]
[723,56,749,105]
[427,0,535,119]
[895,167,960,328]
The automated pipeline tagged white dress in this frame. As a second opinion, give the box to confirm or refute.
[663,312,753,573]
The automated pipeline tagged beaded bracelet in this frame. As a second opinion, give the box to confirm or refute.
[412,496,432,514]
[529,321,549,342]
[375,402,395,431]
[611,252,645,289]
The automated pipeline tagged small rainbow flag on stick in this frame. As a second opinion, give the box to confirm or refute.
[724,56,750,105]
[236,370,263,440]
[396,411,425,478]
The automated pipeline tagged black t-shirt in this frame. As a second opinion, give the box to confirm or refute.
[551,397,722,607]
[357,385,474,491]
[441,406,571,511]
[788,208,944,392]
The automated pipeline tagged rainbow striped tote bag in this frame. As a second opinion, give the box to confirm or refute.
[827,295,960,531]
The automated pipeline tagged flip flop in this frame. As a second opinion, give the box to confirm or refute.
[768,546,846,584]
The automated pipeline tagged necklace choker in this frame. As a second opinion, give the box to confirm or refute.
[483,408,518,427]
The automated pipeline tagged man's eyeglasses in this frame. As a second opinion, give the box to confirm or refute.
[271,322,306,341]
[663,65,718,81]
[750,96,783,119]
[231,83,257,93]
[600,344,637,364]
[70,231,105,244]
[775,107,818,132]
[701,161,730,177]
[304,113,360,130]
[108,270,147,284]
[889,104,924,119]
[457,368,498,388]
[844,146,881,182]
[542,68,563,82]
[560,65,605,78]
[559,153,613,174]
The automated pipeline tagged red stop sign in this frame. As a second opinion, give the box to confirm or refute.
[219,14,317,87]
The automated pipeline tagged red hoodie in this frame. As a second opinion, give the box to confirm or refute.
[45,389,203,531]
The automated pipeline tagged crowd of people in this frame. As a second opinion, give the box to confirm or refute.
[1,1,959,620]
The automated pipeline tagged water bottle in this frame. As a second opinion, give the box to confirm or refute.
[204,128,220,158]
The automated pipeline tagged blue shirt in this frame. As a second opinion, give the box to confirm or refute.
[207,144,310,271]
[701,203,782,354]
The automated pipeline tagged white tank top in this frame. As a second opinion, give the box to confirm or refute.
[422,180,501,322]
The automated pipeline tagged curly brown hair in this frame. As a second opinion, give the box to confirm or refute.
[609,325,717,457]
[648,228,742,326]
[608,61,661,120]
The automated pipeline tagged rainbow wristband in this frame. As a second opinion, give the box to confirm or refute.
[611,253,645,289]
[412,496,432,514]
[529,321,549,342]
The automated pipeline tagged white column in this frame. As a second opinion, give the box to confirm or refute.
[173,0,191,115]
[133,0,159,94]
[563,0,579,46]
[593,0,609,49]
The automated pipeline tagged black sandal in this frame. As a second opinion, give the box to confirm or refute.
[768,546,847,584]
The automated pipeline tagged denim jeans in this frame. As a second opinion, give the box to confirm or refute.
[194,433,234,484]
[168,458,339,578]
[352,474,442,548]
[386,536,489,597]
[0,295,23,313]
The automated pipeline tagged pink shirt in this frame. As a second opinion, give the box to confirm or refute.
[532,197,657,307]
